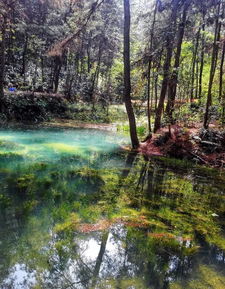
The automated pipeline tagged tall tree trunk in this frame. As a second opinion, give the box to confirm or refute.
[21,33,28,83]
[154,0,180,133]
[166,0,190,121]
[41,56,45,85]
[124,0,139,149]
[190,28,200,101]
[219,39,225,101]
[0,16,6,113]
[154,38,172,133]
[147,0,158,134]
[90,44,102,103]
[199,15,206,99]
[87,33,92,74]
[154,48,163,111]
[220,39,225,124]
[195,57,199,99]
[53,56,62,93]
[204,2,221,129]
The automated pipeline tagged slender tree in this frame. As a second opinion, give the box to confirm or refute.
[154,0,181,133]
[166,0,191,121]
[204,1,222,129]
[0,5,7,112]
[190,27,200,101]
[199,16,206,99]
[123,0,139,149]
[147,0,158,133]
[219,39,225,102]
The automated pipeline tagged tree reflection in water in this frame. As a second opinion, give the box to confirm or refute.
[0,153,225,289]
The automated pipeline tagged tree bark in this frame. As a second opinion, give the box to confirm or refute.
[53,56,62,93]
[219,39,225,101]
[147,0,158,133]
[166,0,190,121]
[0,15,6,113]
[190,28,200,101]
[87,32,92,74]
[199,13,206,99]
[90,43,102,103]
[154,48,163,111]
[21,33,29,83]
[204,2,221,129]
[124,0,139,149]
[154,0,180,133]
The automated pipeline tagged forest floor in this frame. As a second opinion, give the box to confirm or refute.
[139,123,225,168]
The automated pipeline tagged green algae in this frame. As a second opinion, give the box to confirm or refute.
[0,152,24,161]
[97,278,147,289]
[0,140,24,150]
[0,129,224,289]
[45,142,82,154]
[54,212,80,233]
[0,194,11,208]
[171,265,225,289]
[16,174,35,190]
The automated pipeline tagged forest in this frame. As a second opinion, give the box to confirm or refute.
[0,0,225,289]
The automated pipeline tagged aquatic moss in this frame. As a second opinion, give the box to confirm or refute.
[0,168,11,176]
[171,265,225,289]
[45,143,82,154]
[0,152,24,161]
[0,194,11,207]
[54,212,80,233]
[37,176,53,189]
[97,278,146,289]
[22,200,39,213]
[68,167,105,186]
[78,205,103,223]
[0,140,24,150]
[207,235,225,251]
[50,171,62,179]
[30,162,49,171]
[16,174,35,191]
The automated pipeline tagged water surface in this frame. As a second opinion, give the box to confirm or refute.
[0,128,224,289]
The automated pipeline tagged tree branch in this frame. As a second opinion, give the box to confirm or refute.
[48,0,105,57]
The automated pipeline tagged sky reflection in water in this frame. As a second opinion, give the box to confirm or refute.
[0,128,224,289]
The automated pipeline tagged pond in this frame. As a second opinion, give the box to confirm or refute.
[0,128,224,289]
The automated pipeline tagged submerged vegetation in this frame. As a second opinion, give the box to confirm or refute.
[0,128,224,289]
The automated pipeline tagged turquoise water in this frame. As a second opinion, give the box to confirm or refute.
[0,128,128,162]
[0,128,224,289]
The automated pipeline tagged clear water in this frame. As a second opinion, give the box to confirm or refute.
[0,128,128,162]
[0,128,224,289]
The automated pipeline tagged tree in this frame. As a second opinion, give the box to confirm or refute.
[198,1,207,100]
[146,0,159,133]
[0,0,9,112]
[154,0,181,133]
[190,27,200,101]
[204,0,222,129]
[166,0,191,122]
[123,0,139,149]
